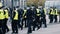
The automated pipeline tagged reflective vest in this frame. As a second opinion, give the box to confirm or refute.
[50,8,54,15]
[4,9,9,19]
[36,9,41,16]
[43,8,46,15]
[0,9,5,19]
[23,9,27,18]
[53,9,58,15]
[14,10,18,20]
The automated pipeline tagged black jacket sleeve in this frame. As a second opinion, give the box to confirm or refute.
[13,11,16,18]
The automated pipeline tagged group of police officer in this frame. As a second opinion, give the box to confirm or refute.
[0,2,60,34]
[49,7,59,23]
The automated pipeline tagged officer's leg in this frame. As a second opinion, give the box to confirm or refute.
[51,15,54,23]
[55,15,57,22]
[37,17,41,30]
[3,19,6,33]
[43,19,47,28]
[40,19,42,28]
[0,27,3,34]
[18,18,23,30]
[2,20,6,34]
[22,18,24,28]
[18,18,21,28]
[5,19,9,32]
[0,20,3,34]
[50,15,53,23]
[25,18,27,27]
[14,21,18,33]
[11,20,15,33]
[49,18,51,23]
[0,29,2,34]
[33,20,37,31]
[27,20,32,34]
[49,15,52,23]
[35,17,39,30]
[18,21,20,28]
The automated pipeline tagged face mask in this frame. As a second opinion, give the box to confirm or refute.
[27,7,30,9]
[16,8,18,10]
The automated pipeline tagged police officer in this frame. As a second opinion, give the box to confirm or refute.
[31,7,36,31]
[0,2,5,34]
[4,8,9,32]
[53,7,58,23]
[40,7,47,28]
[12,7,18,34]
[33,7,41,30]
[27,7,33,34]
[22,8,27,28]
[49,7,54,23]
[16,8,23,30]
[18,8,24,30]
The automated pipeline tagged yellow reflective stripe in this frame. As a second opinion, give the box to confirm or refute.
[14,10,18,20]
[44,8,46,15]
[23,10,27,18]
[53,9,58,15]
[36,9,41,16]
[4,10,9,18]
[50,9,53,15]
[23,10,27,16]
[36,14,41,16]
[0,9,5,19]
[25,16,27,18]
[55,9,58,15]
[36,9,40,13]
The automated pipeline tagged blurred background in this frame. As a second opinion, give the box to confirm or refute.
[0,0,60,9]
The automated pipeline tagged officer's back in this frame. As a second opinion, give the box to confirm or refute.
[41,8,46,18]
[27,8,33,19]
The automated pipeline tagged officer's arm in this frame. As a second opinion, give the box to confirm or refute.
[25,10,27,16]
[49,10,51,15]
[13,11,15,18]
[4,10,6,15]
[7,10,10,17]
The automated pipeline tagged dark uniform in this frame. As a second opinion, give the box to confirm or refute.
[31,8,36,31]
[53,8,58,23]
[33,8,41,30]
[4,8,9,32]
[22,9,27,28]
[18,9,23,30]
[27,8,33,34]
[49,8,54,23]
[40,8,47,28]
[0,8,5,34]
[12,9,18,34]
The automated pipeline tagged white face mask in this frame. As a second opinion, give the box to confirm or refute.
[16,8,18,10]
[27,7,30,9]
[31,7,34,9]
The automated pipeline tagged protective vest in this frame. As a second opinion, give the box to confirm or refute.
[53,9,58,15]
[23,9,27,18]
[36,9,41,16]
[14,10,18,20]
[50,8,54,15]
[4,9,9,19]
[0,9,5,19]
[43,8,46,15]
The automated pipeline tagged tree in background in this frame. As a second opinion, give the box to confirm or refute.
[26,0,46,7]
